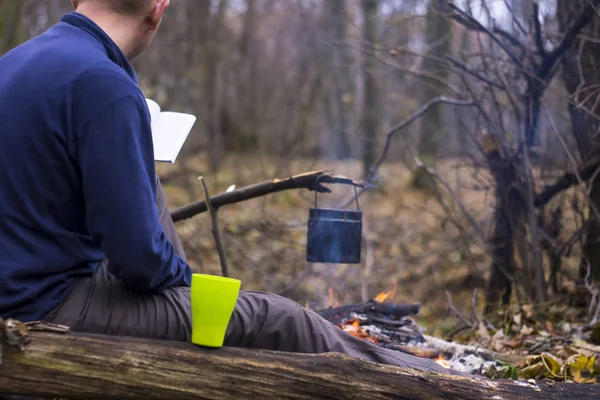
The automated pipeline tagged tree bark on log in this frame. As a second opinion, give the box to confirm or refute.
[1,331,600,400]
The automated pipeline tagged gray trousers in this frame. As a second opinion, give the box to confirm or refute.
[44,176,456,375]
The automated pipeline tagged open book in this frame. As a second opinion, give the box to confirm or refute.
[145,98,197,163]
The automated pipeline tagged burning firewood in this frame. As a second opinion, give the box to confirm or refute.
[316,287,438,365]
[316,292,514,376]
[317,300,421,326]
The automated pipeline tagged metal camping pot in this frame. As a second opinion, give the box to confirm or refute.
[306,178,362,264]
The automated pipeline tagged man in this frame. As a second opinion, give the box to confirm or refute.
[0,0,453,375]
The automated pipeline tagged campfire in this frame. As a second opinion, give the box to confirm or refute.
[337,284,400,345]
[316,284,499,374]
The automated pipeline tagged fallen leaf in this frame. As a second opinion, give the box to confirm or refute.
[520,361,545,379]
[559,346,581,358]
[567,354,598,383]
[503,335,524,349]
[540,352,562,378]
[492,329,504,341]
[513,313,522,326]
[521,325,534,335]
[478,321,491,343]
[522,304,534,319]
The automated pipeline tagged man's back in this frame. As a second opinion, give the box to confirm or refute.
[0,12,190,322]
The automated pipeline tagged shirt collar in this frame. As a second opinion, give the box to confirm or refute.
[61,12,138,84]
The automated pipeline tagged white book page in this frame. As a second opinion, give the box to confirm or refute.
[145,98,196,163]
[152,111,197,163]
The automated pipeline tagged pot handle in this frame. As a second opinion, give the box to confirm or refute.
[314,175,360,211]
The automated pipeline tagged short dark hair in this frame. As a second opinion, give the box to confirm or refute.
[79,0,152,15]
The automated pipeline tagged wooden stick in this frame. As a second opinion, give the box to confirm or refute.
[383,343,440,359]
[317,300,421,325]
[170,170,362,223]
[199,176,229,278]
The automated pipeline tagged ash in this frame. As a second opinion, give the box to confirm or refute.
[446,354,501,375]
[348,312,501,375]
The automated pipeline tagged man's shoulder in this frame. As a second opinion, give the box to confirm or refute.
[73,61,140,94]
[0,22,139,97]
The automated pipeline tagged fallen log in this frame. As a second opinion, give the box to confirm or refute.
[1,331,600,400]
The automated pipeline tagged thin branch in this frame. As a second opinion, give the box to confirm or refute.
[534,160,600,207]
[560,225,586,257]
[532,0,547,59]
[493,27,526,53]
[414,157,487,245]
[338,97,474,208]
[199,177,229,278]
[361,221,375,303]
[171,171,362,222]
[367,97,474,181]
[445,290,474,328]
[501,0,527,36]
[277,264,313,297]
[446,2,524,68]
[333,42,461,96]
[471,289,481,325]
[542,0,599,77]
[446,56,507,90]
[542,101,600,232]
[584,263,600,325]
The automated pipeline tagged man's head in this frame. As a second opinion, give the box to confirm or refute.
[76,0,152,15]
[71,0,170,60]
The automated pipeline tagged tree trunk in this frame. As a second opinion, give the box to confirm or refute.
[484,147,527,313]
[205,0,229,177]
[416,0,451,159]
[328,0,352,160]
[360,0,380,179]
[557,0,600,282]
[235,0,258,153]
[0,0,26,55]
[411,0,452,191]
[2,330,600,400]
[511,0,534,37]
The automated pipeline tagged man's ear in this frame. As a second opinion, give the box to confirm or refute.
[148,0,170,31]
[71,0,79,9]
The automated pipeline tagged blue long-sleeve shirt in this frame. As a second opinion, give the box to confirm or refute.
[0,12,192,322]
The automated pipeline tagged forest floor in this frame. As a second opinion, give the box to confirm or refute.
[158,153,599,382]
[158,154,494,332]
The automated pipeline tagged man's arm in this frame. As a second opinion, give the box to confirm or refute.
[75,91,191,293]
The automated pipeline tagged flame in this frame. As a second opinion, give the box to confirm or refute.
[375,282,398,303]
[328,288,340,308]
[340,318,378,343]
[434,354,451,369]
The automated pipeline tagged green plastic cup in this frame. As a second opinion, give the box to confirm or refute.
[190,273,241,348]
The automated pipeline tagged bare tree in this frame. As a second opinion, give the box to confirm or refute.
[361,0,380,178]
[557,0,600,282]
[411,0,452,190]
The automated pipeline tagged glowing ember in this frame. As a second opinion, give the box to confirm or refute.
[374,282,398,303]
[434,354,451,369]
[339,319,378,343]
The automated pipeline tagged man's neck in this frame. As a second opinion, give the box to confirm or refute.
[74,4,142,60]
